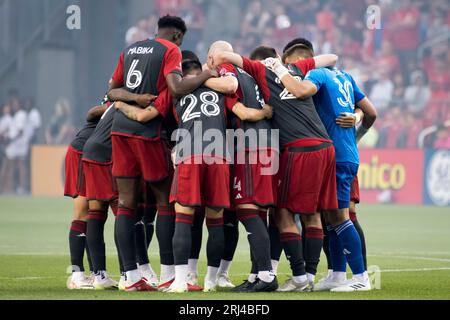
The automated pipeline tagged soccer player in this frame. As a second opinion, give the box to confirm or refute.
[107,15,217,291]
[205,41,278,292]
[65,100,110,290]
[212,45,339,292]
[274,45,377,291]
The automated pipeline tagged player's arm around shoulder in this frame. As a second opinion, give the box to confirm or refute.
[355,97,378,142]
[232,102,273,122]
[114,101,160,123]
[204,64,239,95]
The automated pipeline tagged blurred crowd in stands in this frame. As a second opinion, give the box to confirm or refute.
[0,90,75,195]
[126,0,450,149]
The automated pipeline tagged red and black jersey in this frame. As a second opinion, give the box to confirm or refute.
[110,38,182,140]
[82,104,115,164]
[173,87,229,162]
[70,120,98,152]
[218,64,274,152]
[241,57,330,148]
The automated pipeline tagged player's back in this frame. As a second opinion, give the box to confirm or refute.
[174,86,228,162]
[112,38,180,140]
[306,67,363,164]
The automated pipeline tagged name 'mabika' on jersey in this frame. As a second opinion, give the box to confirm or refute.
[173,87,229,163]
[305,67,366,164]
[110,38,182,140]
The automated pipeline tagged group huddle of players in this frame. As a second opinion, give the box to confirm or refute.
[64,15,377,293]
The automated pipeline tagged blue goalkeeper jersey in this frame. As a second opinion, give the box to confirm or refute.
[305,67,365,164]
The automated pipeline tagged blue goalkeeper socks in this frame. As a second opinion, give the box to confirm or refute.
[334,220,365,275]
[327,225,346,272]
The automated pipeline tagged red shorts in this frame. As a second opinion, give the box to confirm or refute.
[278,142,338,214]
[83,160,118,201]
[170,158,230,208]
[111,135,172,182]
[350,175,360,204]
[64,145,86,198]
[232,150,277,207]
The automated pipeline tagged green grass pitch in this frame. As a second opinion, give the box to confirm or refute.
[0,197,449,300]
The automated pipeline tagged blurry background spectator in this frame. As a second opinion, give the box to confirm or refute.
[45,98,75,145]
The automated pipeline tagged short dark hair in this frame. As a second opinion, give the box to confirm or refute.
[182,60,202,74]
[158,15,187,35]
[283,38,314,54]
[249,46,277,61]
[282,44,314,63]
[182,50,200,63]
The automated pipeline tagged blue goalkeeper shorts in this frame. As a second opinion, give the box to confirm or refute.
[336,162,359,209]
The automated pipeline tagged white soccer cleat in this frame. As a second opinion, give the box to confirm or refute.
[276,278,312,292]
[118,275,126,291]
[141,271,159,288]
[217,274,235,288]
[313,274,347,292]
[166,282,188,293]
[331,276,372,292]
[187,273,199,286]
[203,280,218,293]
[93,272,118,290]
[67,275,94,290]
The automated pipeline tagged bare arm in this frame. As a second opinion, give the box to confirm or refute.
[107,88,157,108]
[355,97,378,142]
[281,75,318,99]
[86,104,110,122]
[166,70,216,99]
[313,54,339,68]
[212,52,244,69]
[232,103,273,122]
[114,101,161,123]
[204,76,239,95]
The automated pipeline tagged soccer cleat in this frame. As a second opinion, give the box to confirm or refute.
[232,280,257,292]
[331,277,372,292]
[93,272,118,290]
[166,282,188,293]
[158,278,175,292]
[188,283,204,292]
[187,273,199,286]
[118,275,126,291]
[276,278,312,292]
[203,280,218,293]
[313,275,347,292]
[247,277,278,292]
[141,272,159,288]
[67,275,94,290]
[217,274,235,288]
[125,278,157,292]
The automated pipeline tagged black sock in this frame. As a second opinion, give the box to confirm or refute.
[268,214,283,261]
[173,213,194,265]
[190,208,205,260]
[304,227,324,276]
[85,242,94,273]
[156,205,176,265]
[322,224,332,270]
[86,210,108,273]
[135,215,149,266]
[223,210,239,261]
[237,208,272,272]
[351,213,367,270]
[206,216,225,268]
[280,232,305,276]
[69,220,87,272]
[115,207,137,272]
[143,205,157,249]
[114,217,124,274]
